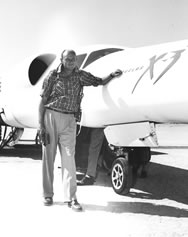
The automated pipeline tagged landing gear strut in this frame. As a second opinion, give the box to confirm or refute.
[0,126,24,149]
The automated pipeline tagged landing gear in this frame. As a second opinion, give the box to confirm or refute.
[0,126,24,149]
[110,147,151,195]
[111,156,133,195]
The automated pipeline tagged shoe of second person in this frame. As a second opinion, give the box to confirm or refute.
[77,175,95,186]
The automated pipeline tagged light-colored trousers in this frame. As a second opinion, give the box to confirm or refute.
[86,128,104,178]
[42,109,77,202]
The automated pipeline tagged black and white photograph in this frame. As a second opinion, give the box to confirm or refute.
[0,0,188,236]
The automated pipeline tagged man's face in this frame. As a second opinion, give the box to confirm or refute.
[61,51,77,71]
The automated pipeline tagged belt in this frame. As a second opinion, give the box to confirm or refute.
[46,107,74,114]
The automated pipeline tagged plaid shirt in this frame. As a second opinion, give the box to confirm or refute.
[41,67,103,113]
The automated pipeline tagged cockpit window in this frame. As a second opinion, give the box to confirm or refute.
[77,54,87,68]
[83,48,123,68]
[29,54,56,85]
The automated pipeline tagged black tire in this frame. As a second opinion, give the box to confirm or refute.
[111,157,133,195]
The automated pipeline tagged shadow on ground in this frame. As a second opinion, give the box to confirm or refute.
[1,144,188,217]
[83,201,188,217]
[0,144,42,159]
[128,162,188,205]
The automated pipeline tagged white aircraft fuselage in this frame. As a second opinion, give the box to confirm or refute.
[0,40,188,146]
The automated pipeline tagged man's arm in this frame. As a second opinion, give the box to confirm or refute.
[101,69,123,85]
[80,69,123,87]
[38,96,48,130]
[38,70,55,129]
[38,96,49,145]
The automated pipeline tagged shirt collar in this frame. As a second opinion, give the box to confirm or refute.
[57,65,79,74]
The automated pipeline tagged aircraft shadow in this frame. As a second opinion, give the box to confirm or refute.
[82,202,188,217]
[130,162,188,205]
[0,144,42,160]
[51,200,188,217]
[88,160,188,217]
[2,144,188,217]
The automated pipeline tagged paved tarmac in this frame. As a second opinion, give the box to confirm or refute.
[0,144,188,237]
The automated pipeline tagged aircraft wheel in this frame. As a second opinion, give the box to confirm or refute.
[111,157,132,195]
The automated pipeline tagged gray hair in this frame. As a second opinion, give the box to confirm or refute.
[61,49,76,59]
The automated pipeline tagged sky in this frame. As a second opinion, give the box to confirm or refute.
[0,0,188,73]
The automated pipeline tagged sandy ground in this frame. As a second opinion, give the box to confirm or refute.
[0,144,188,237]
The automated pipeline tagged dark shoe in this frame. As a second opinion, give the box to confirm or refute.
[68,200,83,212]
[43,197,53,206]
[77,175,95,186]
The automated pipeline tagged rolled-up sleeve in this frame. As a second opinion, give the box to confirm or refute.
[79,70,103,86]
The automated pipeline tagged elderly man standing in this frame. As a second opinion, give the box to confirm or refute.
[38,49,122,211]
